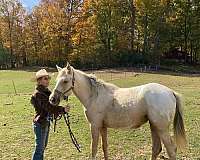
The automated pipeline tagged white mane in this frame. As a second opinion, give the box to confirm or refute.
[75,69,119,94]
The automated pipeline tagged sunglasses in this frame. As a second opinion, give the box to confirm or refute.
[43,77,50,81]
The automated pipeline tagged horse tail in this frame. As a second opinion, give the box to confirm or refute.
[173,92,187,150]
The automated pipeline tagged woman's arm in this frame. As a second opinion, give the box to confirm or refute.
[31,93,66,114]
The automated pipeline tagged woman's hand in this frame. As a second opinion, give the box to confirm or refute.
[64,104,70,113]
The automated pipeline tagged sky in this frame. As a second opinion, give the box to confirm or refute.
[21,0,39,10]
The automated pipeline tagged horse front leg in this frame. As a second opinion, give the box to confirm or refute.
[91,125,100,160]
[100,127,108,160]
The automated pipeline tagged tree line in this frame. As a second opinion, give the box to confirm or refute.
[0,0,200,69]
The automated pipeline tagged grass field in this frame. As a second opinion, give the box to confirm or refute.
[0,69,200,160]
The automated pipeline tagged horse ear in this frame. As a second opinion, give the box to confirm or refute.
[66,62,72,73]
[56,65,62,72]
[66,61,70,68]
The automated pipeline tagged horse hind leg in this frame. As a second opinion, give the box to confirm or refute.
[158,130,177,160]
[150,123,162,160]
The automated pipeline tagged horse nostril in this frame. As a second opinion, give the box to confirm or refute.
[63,95,68,100]
[51,97,56,103]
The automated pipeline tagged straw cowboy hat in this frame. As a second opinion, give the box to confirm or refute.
[34,69,51,81]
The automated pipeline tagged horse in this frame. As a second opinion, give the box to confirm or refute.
[49,63,187,160]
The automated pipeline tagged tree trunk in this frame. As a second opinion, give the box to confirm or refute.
[143,13,148,56]
[184,15,188,63]
[107,3,112,66]
[129,0,136,53]
[7,10,15,68]
[190,42,193,64]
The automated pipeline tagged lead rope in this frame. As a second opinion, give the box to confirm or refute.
[53,109,81,152]
[53,114,62,132]
[63,113,81,152]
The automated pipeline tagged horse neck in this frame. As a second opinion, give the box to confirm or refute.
[72,70,92,108]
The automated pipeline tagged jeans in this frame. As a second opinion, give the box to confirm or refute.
[32,121,50,160]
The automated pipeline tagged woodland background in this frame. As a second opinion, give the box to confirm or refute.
[0,0,200,69]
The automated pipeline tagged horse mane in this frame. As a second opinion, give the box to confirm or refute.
[75,69,118,94]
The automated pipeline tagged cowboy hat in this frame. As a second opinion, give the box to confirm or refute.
[35,69,51,80]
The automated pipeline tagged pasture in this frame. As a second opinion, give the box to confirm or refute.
[0,69,200,160]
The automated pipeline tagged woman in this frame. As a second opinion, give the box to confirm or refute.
[30,69,69,160]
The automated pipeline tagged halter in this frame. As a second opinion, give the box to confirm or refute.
[54,70,75,100]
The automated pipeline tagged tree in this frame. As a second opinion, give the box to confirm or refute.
[0,0,26,67]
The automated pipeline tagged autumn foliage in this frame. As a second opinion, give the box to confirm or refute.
[0,0,200,68]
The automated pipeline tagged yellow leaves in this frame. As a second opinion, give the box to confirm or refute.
[4,42,10,49]
[72,34,80,46]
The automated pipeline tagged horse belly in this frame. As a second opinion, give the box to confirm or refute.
[104,106,147,129]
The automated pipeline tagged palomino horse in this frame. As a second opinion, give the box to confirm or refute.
[49,64,187,160]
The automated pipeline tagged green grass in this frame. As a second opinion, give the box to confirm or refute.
[0,70,200,159]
